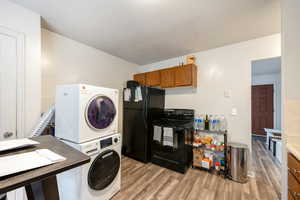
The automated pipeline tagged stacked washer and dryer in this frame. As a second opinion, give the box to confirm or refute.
[55,84,121,200]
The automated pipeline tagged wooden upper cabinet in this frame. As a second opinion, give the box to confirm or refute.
[146,71,160,86]
[133,73,146,85]
[174,64,197,87]
[133,64,197,88]
[160,68,175,88]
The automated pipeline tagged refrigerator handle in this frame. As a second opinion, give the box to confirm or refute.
[143,89,148,129]
[143,108,148,130]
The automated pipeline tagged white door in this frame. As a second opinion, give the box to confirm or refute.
[0,32,17,141]
[0,28,24,200]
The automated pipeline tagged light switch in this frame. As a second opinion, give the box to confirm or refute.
[231,108,237,116]
[224,90,231,98]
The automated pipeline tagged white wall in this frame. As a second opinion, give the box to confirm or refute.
[139,34,281,155]
[282,1,300,199]
[0,1,41,199]
[41,29,138,132]
[252,73,281,130]
[0,0,41,136]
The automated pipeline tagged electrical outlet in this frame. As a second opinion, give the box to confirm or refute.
[231,108,237,116]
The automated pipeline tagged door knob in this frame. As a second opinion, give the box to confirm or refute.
[3,132,13,138]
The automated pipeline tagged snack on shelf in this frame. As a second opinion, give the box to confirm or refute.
[219,144,225,152]
[202,136,213,144]
[201,157,213,169]
[220,158,225,170]
[215,161,221,171]
[194,135,202,144]
[193,148,204,168]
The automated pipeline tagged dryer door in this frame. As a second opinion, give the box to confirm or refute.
[88,150,120,190]
[85,95,116,130]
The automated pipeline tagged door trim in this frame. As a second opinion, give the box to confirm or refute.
[0,26,25,139]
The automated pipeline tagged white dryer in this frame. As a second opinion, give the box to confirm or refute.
[57,133,121,200]
[55,84,119,143]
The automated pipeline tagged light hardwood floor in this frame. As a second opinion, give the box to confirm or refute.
[112,137,281,200]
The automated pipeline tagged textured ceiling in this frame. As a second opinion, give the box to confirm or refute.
[11,0,280,65]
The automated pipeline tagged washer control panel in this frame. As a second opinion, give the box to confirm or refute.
[112,134,121,145]
[100,137,113,149]
[99,133,121,150]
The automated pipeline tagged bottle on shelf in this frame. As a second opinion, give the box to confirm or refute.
[215,115,220,132]
[204,114,209,130]
[209,115,214,131]
[194,115,198,132]
[220,115,227,132]
[198,114,205,131]
[213,116,218,131]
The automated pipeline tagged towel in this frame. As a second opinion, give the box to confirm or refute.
[134,86,143,102]
[124,88,131,102]
[153,126,162,142]
[163,127,174,147]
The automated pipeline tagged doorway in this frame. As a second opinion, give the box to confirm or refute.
[252,84,274,135]
[251,56,282,199]
[251,57,282,135]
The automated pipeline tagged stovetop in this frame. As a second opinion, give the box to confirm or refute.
[162,109,194,121]
[153,109,194,129]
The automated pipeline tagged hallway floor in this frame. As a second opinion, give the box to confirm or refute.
[113,137,281,200]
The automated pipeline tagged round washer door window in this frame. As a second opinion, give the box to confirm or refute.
[88,150,120,190]
[86,96,116,130]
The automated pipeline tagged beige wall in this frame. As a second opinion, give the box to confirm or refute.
[41,29,138,132]
[139,34,281,154]
[282,0,300,139]
[0,0,41,136]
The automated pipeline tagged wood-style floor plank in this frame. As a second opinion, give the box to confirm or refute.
[112,137,281,200]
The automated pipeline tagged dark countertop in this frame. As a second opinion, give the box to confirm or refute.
[0,135,90,194]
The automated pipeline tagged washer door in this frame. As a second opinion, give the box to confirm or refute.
[85,95,116,130]
[88,150,120,190]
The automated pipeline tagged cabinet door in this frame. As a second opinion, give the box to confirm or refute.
[146,71,160,86]
[288,153,300,182]
[174,64,196,87]
[288,190,295,200]
[133,73,146,85]
[160,68,175,88]
[288,172,300,200]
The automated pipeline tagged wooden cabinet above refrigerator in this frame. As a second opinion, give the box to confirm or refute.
[133,73,146,85]
[133,64,197,88]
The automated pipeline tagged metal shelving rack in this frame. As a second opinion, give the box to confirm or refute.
[192,130,228,178]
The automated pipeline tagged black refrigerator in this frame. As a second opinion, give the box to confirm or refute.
[122,86,165,163]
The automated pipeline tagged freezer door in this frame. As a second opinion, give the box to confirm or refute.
[122,107,148,162]
[123,86,147,110]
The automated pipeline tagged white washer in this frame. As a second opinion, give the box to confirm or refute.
[58,133,121,200]
[55,84,119,143]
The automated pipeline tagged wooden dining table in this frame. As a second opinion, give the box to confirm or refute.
[0,135,90,200]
